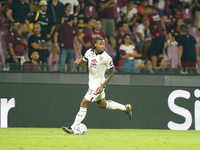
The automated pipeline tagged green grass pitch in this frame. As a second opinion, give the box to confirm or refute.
[0,128,200,150]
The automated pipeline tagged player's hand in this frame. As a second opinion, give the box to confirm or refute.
[96,85,104,94]
[178,60,182,67]
[74,58,82,65]
[85,42,92,48]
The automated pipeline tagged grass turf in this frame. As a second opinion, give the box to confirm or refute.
[0,128,199,150]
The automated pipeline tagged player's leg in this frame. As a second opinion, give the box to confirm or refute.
[96,97,132,119]
[71,98,91,129]
[62,98,91,134]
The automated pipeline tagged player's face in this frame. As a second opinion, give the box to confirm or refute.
[95,40,105,53]
[31,52,39,61]
[40,5,47,12]
[95,21,102,30]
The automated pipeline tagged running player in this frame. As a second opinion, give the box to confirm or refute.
[62,37,132,134]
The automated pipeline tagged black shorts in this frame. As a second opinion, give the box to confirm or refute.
[149,36,166,56]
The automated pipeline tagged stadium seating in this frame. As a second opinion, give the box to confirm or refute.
[105,45,115,60]
[113,6,120,21]
[189,27,200,48]
[181,9,193,19]
[84,6,98,19]
[182,9,194,27]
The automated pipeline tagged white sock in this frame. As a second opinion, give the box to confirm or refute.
[71,107,87,130]
[106,100,126,111]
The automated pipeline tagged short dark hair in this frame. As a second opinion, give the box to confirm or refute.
[145,5,153,9]
[122,33,131,44]
[141,0,148,2]
[96,19,102,23]
[65,3,71,8]
[121,21,128,27]
[153,0,159,4]
[179,24,188,33]
[88,17,96,22]
[31,50,39,55]
[162,14,168,18]
[144,59,151,65]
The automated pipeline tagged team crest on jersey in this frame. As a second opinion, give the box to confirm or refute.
[100,56,104,60]
[89,53,95,58]
[90,59,98,68]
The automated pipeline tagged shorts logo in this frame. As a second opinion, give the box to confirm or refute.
[90,59,98,68]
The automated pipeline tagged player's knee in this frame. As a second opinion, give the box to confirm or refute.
[80,98,91,108]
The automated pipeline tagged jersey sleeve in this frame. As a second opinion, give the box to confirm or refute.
[83,49,90,61]
[106,56,114,70]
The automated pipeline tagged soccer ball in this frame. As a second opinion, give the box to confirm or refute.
[73,123,87,135]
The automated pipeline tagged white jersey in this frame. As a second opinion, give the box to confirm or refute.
[83,49,114,88]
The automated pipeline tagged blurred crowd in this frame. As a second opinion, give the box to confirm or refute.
[0,0,200,74]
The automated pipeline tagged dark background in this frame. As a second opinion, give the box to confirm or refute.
[0,83,198,129]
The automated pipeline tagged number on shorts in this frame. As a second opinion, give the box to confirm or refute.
[87,89,93,95]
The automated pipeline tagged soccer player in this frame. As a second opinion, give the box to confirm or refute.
[62,37,132,134]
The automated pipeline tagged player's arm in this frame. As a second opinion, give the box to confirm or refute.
[74,58,87,66]
[102,68,114,87]
[96,68,114,94]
